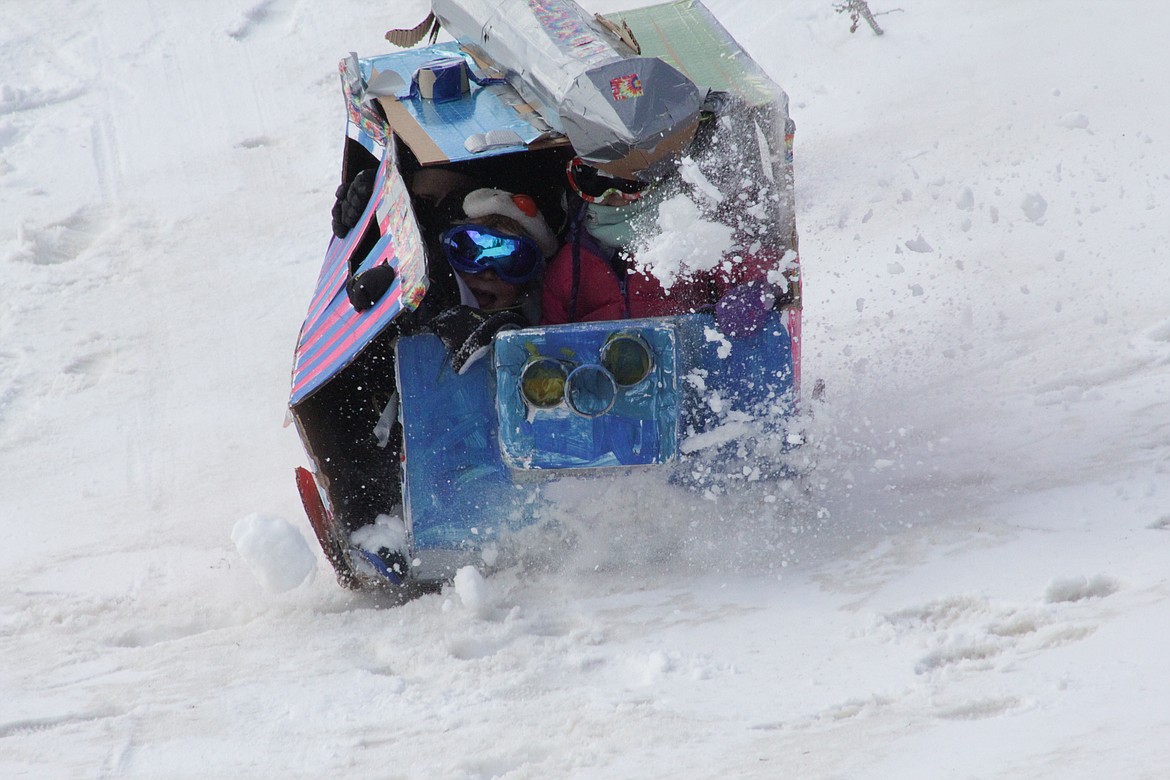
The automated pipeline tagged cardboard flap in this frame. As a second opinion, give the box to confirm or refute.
[359,44,568,166]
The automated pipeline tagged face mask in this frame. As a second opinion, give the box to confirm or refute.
[584,189,664,250]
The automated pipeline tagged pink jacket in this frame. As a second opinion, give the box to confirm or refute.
[540,234,626,325]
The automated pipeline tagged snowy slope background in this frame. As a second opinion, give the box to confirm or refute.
[3,0,1170,776]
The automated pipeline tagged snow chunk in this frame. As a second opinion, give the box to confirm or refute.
[1021,193,1048,223]
[678,156,724,205]
[636,195,733,291]
[1057,111,1090,130]
[641,650,674,683]
[680,421,755,454]
[231,513,315,593]
[351,513,407,556]
[1044,574,1120,603]
[905,235,933,253]
[453,566,496,617]
[703,326,732,359]
[685,368,708,393]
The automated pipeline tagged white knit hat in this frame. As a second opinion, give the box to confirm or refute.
[461,188,558,258]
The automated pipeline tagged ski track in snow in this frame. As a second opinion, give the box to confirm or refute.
[3,0,1170,777]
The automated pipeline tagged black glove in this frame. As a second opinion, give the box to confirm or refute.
[346,264,396,312]
[429,305,526,374]
[331,168,377,238]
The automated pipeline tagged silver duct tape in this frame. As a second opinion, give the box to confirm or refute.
[432,0,701,177]
[559,57,702,178]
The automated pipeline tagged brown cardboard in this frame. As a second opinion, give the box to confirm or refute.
[376,97,448,165]
[592,115,699,180]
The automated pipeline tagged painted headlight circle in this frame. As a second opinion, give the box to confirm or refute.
[600,332,653,387]
[564,364,617,417]
[520,358,568,409]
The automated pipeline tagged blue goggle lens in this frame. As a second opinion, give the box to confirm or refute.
[440,225,542,284]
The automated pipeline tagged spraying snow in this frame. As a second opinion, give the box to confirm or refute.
[634,194,734,290]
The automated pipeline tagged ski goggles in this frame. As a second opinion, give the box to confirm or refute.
[565,157,647,205]
[440,224,543,284]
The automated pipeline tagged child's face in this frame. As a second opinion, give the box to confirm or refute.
[459,270,521,311]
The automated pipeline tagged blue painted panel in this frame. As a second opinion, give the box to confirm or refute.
[395,314,794,564]
[676,312,796,432]
[396,334,521,554]
[360,45,550,163]
[494,320,680,469]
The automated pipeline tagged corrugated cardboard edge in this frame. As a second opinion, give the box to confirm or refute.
[376,96,449,165]
[385,12,439,48]
[591,115,699,181]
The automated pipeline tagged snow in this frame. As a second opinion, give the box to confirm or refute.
[231,513,316,593]
[636,193,734,288]
[350,513,408,558]
[2,0,1170,777]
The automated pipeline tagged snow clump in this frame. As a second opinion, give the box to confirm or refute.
[351,513,407,556]
[635,194,733,291]
[452,566,497,618]
[1021,193,1049,223]
[231,513,316,592]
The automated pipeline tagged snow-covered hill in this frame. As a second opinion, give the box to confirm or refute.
[2,0,1169,776]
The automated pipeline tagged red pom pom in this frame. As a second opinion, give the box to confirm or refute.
[511,193,538,217]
